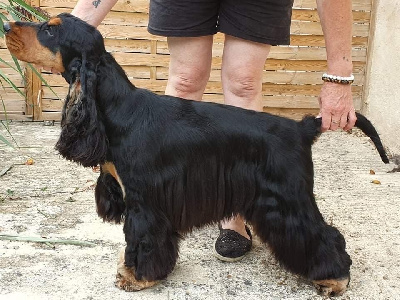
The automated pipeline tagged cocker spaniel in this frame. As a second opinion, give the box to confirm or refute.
[4,13,389,296]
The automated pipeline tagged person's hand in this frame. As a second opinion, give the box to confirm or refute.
[318,81,357,132]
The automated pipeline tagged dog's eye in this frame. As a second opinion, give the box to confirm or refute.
[45,29,54,37]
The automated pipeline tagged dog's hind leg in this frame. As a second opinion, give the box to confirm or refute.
[115,193,180,291]
[248,193,351,296]
[306,223,352,296]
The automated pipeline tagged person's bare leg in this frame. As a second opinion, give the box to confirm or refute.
[220,35,271,240]
[165,36,213,101]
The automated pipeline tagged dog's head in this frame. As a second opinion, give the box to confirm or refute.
[4,14,108,167]
[4,13,105,77]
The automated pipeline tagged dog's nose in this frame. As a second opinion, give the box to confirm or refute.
[3,22,11,34]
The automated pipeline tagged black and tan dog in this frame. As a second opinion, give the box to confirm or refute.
[4,14,389,296]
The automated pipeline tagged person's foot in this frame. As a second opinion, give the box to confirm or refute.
[214,216,252,262]
[220,217,251,240]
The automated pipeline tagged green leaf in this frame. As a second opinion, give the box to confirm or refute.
[11,56,25,82]
[0,57,20,74]
[8,10,20,21]
[0,17,4,38]
[0,96,8,121]
[0,118,19,147]
[27,64,59,99]
[9,0,49,21]
[0,68,25,98]
[0,133,14,148]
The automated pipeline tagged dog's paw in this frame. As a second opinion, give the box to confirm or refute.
[115,248,158,292]
[313,277,349,296]
[115,269,157,292]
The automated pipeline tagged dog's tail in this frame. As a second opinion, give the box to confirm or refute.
[300,112,389,164]
[353,112,389,163]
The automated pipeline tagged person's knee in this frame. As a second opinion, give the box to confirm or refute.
[166,63,211,100]
[229,75,260,98]
[221,36,269,107]
[223,71,263,106]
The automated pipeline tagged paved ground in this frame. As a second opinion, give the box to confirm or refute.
[0,122,399,300]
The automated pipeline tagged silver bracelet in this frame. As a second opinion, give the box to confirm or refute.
[322,73,354,85]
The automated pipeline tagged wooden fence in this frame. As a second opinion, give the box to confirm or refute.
[0,0,372,121]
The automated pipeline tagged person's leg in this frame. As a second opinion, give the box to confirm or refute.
[222,35,271,110]
[165,36,214,100]
[220,35,271,240]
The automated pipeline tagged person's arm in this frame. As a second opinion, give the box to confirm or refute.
[316,0,357,132]
[71,0,118,27]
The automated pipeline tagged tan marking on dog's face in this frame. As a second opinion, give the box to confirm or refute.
[313,277,349,296]
[115,248,158,291]
[5,22,65,72]
[102,162,126,199]
[48,17,62,26]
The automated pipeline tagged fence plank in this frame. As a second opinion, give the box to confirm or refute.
[41,81,363,99]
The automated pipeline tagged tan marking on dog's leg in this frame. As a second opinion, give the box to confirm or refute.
[101,162,126,199]
[115,248,158,292]
[313,277,349,296]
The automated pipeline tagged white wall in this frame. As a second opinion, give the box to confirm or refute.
[364,0,400,155]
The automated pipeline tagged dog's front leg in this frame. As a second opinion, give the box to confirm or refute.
[116,247,158,291]
[115,195,180,291]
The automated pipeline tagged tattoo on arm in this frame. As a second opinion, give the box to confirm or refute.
[92,0,101,8]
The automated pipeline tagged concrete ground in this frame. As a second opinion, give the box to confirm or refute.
[0,122,399,300]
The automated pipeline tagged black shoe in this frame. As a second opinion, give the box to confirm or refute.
[213,224,252,262]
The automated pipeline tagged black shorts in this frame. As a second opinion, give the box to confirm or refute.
[148,0,294,45]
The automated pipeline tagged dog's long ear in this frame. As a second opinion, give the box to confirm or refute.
[55,54,108,167]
